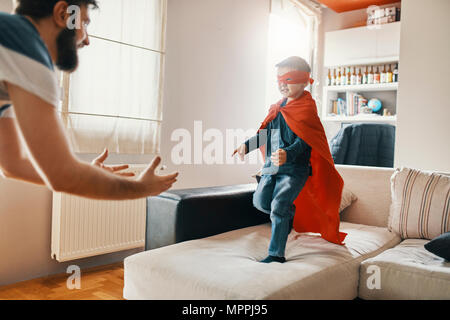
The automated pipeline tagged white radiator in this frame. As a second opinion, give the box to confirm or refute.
[51,166,147,262]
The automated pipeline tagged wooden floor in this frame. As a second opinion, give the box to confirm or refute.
[0,263,125,300]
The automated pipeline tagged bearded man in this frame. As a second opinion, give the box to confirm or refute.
[0,0,178,200]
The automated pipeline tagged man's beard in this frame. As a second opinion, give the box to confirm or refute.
[56,28,79,72]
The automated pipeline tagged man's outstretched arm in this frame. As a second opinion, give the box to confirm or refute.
[0,120,134,185]
[7,83,178,200]
[0,118,45,185]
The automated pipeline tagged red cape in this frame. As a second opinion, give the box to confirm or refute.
[258,91,347,245]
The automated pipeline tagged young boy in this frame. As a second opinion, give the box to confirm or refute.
[233,56,347,263]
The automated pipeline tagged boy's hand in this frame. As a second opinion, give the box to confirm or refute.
[271,149,287,167]
[232,144,247,161]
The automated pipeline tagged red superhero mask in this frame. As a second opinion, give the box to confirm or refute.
[277,70,314,85]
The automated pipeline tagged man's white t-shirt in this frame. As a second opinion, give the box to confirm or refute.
[0,12,59,118]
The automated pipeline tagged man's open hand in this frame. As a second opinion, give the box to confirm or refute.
[271,149,287,167]
[138,156,179,196]
[91,148,135,177]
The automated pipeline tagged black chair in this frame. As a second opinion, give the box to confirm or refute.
[329,123,395,168]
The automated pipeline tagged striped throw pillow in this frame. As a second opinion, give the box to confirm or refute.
[388,167,450,240]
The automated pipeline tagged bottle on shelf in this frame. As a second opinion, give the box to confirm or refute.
[362,66,368,84]
[350,67,356,85]
[387,64,393,83]
[393,63,399,82]
[356,67,362,85]
[327,69,331,86]
[341,67,346,86]
[374,65,380,84]
[367,66,374,84]
[346,67,351,85]
[380,65,387,83]
[331,68,336,86]
[336,68,341,86]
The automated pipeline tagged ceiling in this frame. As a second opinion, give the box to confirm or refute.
[316,0,400,13]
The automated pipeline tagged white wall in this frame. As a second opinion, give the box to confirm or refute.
[161,3,371,180]
[161,0,271,189]
[0,0,12,12]
[394,0,450,172]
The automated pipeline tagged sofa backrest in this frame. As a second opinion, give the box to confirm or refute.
[336,165,395,228]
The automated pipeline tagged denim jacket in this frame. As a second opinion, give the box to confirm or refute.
[245,100,312,175]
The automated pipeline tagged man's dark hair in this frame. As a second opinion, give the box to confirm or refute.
[16,0,99,20]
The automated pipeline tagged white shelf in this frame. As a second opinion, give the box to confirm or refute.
[324,22,401,67]
[323,115,397,123]
[326,82,398,92]
[324,56,399,69]
[322,21,400,127]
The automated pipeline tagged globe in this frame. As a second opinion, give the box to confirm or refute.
[368,98,382,112]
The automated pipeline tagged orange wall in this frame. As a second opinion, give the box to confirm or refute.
[318,0,399,13]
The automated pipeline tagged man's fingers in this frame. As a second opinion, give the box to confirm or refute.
[161,175,178,187]
[109,164,129,172]
[148,156,162,172]
[116,172,135,177]
[158,178,178,193]
[160,172,179,181]
[94,148,108,163]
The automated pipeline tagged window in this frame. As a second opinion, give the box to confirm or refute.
[265,0,321,106]
[61,0,167,154]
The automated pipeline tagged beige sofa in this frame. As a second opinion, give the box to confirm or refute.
[123,165,449,300]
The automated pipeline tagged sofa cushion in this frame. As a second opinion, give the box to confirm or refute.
[359,239,450,300]
[388,167,450,240]
[340,187,357,213]
[336,165,395,228]
[124,222,400,300]
[424,232,450,261]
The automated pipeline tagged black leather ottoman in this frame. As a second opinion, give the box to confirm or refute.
[145,184,270,250]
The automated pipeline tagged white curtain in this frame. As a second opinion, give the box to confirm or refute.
[266,0,321,106]
[63,0,167,154]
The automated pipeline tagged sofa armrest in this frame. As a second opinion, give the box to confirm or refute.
[146,184,270,250]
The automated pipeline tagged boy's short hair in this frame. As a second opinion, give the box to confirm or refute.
[276,56,311,72]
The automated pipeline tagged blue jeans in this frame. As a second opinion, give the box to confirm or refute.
[253,169,309,257]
